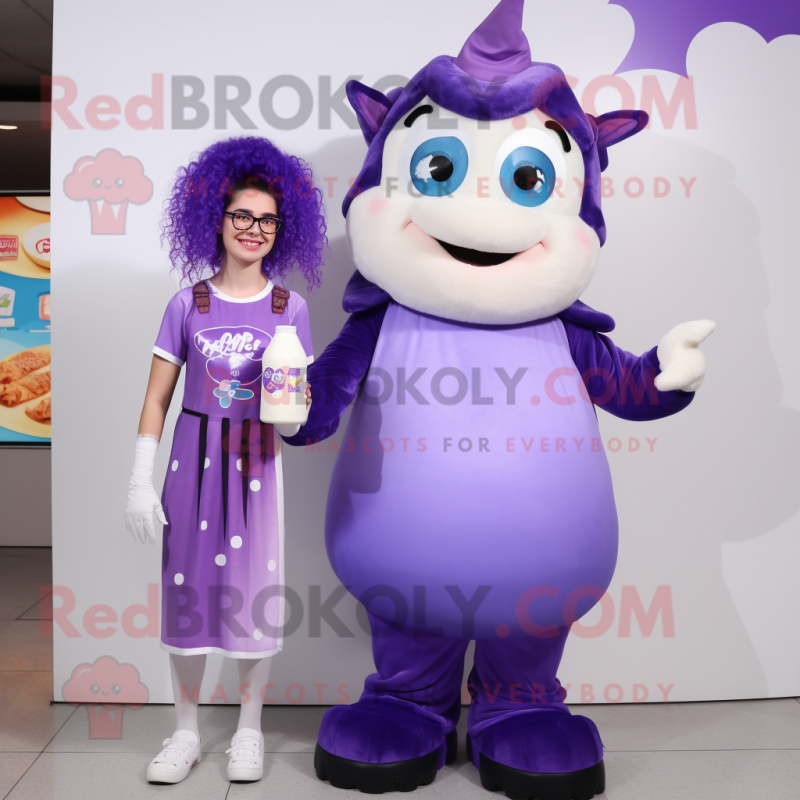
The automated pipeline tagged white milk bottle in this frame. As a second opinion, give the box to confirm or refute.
[260,325,309,425]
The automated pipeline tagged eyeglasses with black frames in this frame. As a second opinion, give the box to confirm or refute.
[223,211,284,235]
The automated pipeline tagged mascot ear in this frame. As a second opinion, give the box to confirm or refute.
[590,109,649,171]
[347,80,393,145]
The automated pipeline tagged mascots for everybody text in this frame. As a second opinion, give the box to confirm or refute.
[287,1,714,797]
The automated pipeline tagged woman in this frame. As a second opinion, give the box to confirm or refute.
[124,136,326,784]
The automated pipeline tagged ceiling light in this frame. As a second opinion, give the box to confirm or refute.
[0,125,18,130]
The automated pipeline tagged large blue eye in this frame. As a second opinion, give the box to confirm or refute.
[500,146,556,207]
[410,137,468,197]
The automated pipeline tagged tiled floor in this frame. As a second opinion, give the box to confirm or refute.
[1,546,799,799]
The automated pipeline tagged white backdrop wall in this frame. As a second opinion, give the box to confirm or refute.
[51,0,800,704]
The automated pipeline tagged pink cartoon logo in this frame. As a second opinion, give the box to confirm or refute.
[62,655,148,738]
[64,149,153,235]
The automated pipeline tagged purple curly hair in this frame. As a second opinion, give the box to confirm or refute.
[161,136,327,287]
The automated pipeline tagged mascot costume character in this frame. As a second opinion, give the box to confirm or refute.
[286,1,714,797]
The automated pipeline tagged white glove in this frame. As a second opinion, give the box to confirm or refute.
[275,383,312,439]
[654,320,716,393]
[275,423,302,438]
[125,435,168,545]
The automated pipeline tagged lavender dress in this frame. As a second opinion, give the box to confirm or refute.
[152,280,313,658]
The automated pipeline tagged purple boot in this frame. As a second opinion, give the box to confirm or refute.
[467,630,605,800]
[315,612,468,792]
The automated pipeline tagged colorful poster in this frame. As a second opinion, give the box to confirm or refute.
[0,195,51,443]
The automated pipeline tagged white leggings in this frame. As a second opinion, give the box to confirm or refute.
[169,653,272,736]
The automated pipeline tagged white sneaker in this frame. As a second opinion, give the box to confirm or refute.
[226,727,264,781]
[146,730,202,783]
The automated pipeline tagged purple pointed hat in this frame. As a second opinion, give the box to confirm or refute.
[455,0,531,81]
[343,0,649,251]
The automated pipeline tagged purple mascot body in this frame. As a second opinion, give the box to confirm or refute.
[286,1,714,797]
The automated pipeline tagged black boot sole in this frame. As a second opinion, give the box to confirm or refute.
[314,728,457,794]
[468,734,605,800]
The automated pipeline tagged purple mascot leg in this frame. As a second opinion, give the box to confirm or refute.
[315,612,469,792]
[467,628,606,798]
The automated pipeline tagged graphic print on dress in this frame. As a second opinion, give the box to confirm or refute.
[193,326,271,408]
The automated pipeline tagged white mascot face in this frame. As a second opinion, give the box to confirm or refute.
[346,99,600,325]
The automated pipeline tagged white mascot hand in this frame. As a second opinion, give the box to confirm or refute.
[275,382,312,439]
[654,320,716,393]
[125,435,168,545]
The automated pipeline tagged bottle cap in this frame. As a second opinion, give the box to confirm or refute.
[275,325,297,333]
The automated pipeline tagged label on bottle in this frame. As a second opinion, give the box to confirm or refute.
[263,366,303,399]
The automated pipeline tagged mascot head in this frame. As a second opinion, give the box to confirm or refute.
[344,0,648,325]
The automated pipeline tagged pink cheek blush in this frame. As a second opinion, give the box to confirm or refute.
[574,227,593,252]
[368,195,389,215]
